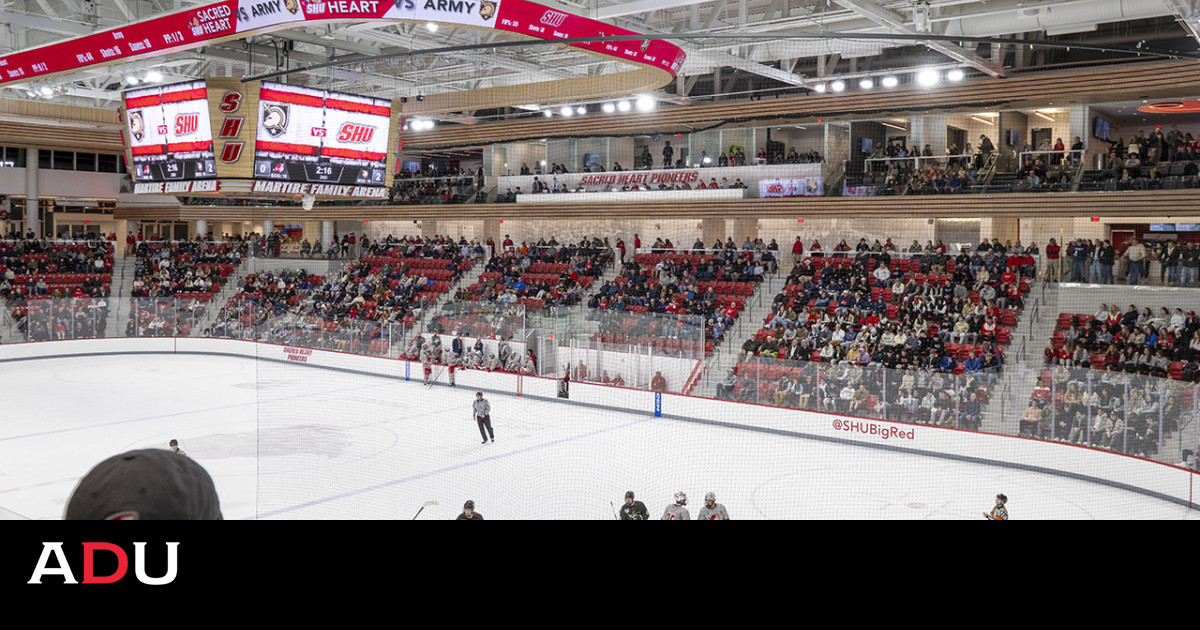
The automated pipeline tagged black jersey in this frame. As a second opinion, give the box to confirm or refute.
[456,512,484,520]
[619,501,649,520]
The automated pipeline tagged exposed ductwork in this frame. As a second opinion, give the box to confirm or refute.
[941,0,1178,38]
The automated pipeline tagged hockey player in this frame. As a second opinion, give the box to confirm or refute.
[445,347,459,387]
[456,500,484,520]
[520,353,536,375]
[505,352,521,373]
[619,491,649,520]
[473,392,494,444]
[983,494,1009,520]
[661,491,690,520]
[696,491,730,520]
[421,347,434,385]
[486,352,501,372]
[403,337,419,360]
[169,439,187,457]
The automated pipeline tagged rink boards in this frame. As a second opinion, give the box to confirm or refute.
[0,336,1195,511]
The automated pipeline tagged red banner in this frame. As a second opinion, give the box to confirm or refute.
[0,0,683,86]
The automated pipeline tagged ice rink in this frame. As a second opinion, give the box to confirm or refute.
[0,353,1195,520]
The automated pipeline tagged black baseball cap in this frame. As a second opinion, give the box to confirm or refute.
[65,449,223,520]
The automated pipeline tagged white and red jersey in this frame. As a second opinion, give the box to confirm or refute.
[661,504,690,520]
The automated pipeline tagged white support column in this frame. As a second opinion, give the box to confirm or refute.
[909,114,948,157]
[1068,104,1089,155]
[196,220,208,239]
[25,148,38,237]
[322,220,334,247]
[262,219,274,235]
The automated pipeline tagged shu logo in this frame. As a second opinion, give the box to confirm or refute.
[540,9,565,27]
[28,542,180,585]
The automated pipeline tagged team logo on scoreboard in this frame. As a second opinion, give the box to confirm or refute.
[262,103,289,137]
[337,122,376,144]
[285,0,299,13]
[540,9,565,27]
[174,112,200,136]
[128,110,145,142]
[640,39,650,52]
[479,0,497,21]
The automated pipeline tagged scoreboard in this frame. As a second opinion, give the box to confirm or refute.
[124,80,216,182]
[253,82,391,188]
[122,78,398,199]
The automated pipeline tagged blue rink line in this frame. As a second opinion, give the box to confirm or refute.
[4,350,1193,514]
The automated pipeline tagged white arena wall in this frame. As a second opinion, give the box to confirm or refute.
[1,337,1195,510]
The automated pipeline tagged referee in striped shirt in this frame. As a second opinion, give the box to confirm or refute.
[473,392,495,444]
[984,494,1009,520]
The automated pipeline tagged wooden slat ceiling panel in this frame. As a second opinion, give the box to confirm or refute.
[0,122,125,153]
[406,61,1200,149]
[115,190,1200,222]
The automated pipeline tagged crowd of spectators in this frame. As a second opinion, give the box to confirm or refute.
[1026,303,1200,456]
[1,237,113,299]
[460,237,611,310]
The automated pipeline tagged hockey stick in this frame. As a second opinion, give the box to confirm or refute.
[412,500,439,520]
[610,500,619,520]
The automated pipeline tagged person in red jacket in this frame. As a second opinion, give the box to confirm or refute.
[651,371,668,392]
[792,237,804,265]
[1044,238,1061,282]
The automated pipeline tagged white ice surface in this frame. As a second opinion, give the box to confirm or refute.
[0,354,1195,520]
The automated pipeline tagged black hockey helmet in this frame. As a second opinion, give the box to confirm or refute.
[464,500,475,510]
[169,439,178,447]
[996,494,1007,503]
[625,491,635,500]
[475,391,483,398]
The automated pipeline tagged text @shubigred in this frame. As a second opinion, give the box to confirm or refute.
[832,419,915,441]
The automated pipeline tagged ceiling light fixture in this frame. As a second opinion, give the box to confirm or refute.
[881,121,908,131]
[543,110,553,118]
[575,106,586,115]
[946,69,964,82]
[970,115,995,125]
[145,70,163,82]
[635,95,655,112]
[1034,110,1056,122]
[859,78,874,90]
[38,86,54,97]
[616,100,631,112]
[426,22,438,32]
[125,75,139,85]
[560,106,574,117]
[602,102,616,113]
[830,80,846,92]
[916,69,939,87]
[881,76,899,88]
[813,82,827,94]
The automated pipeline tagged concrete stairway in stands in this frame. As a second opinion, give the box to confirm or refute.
[103,257,137,338]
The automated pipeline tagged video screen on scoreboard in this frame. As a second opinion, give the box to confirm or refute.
[124,80,216,182]
[253,82,390,187]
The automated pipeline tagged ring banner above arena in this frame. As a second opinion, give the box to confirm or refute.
[0,0,685,103]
